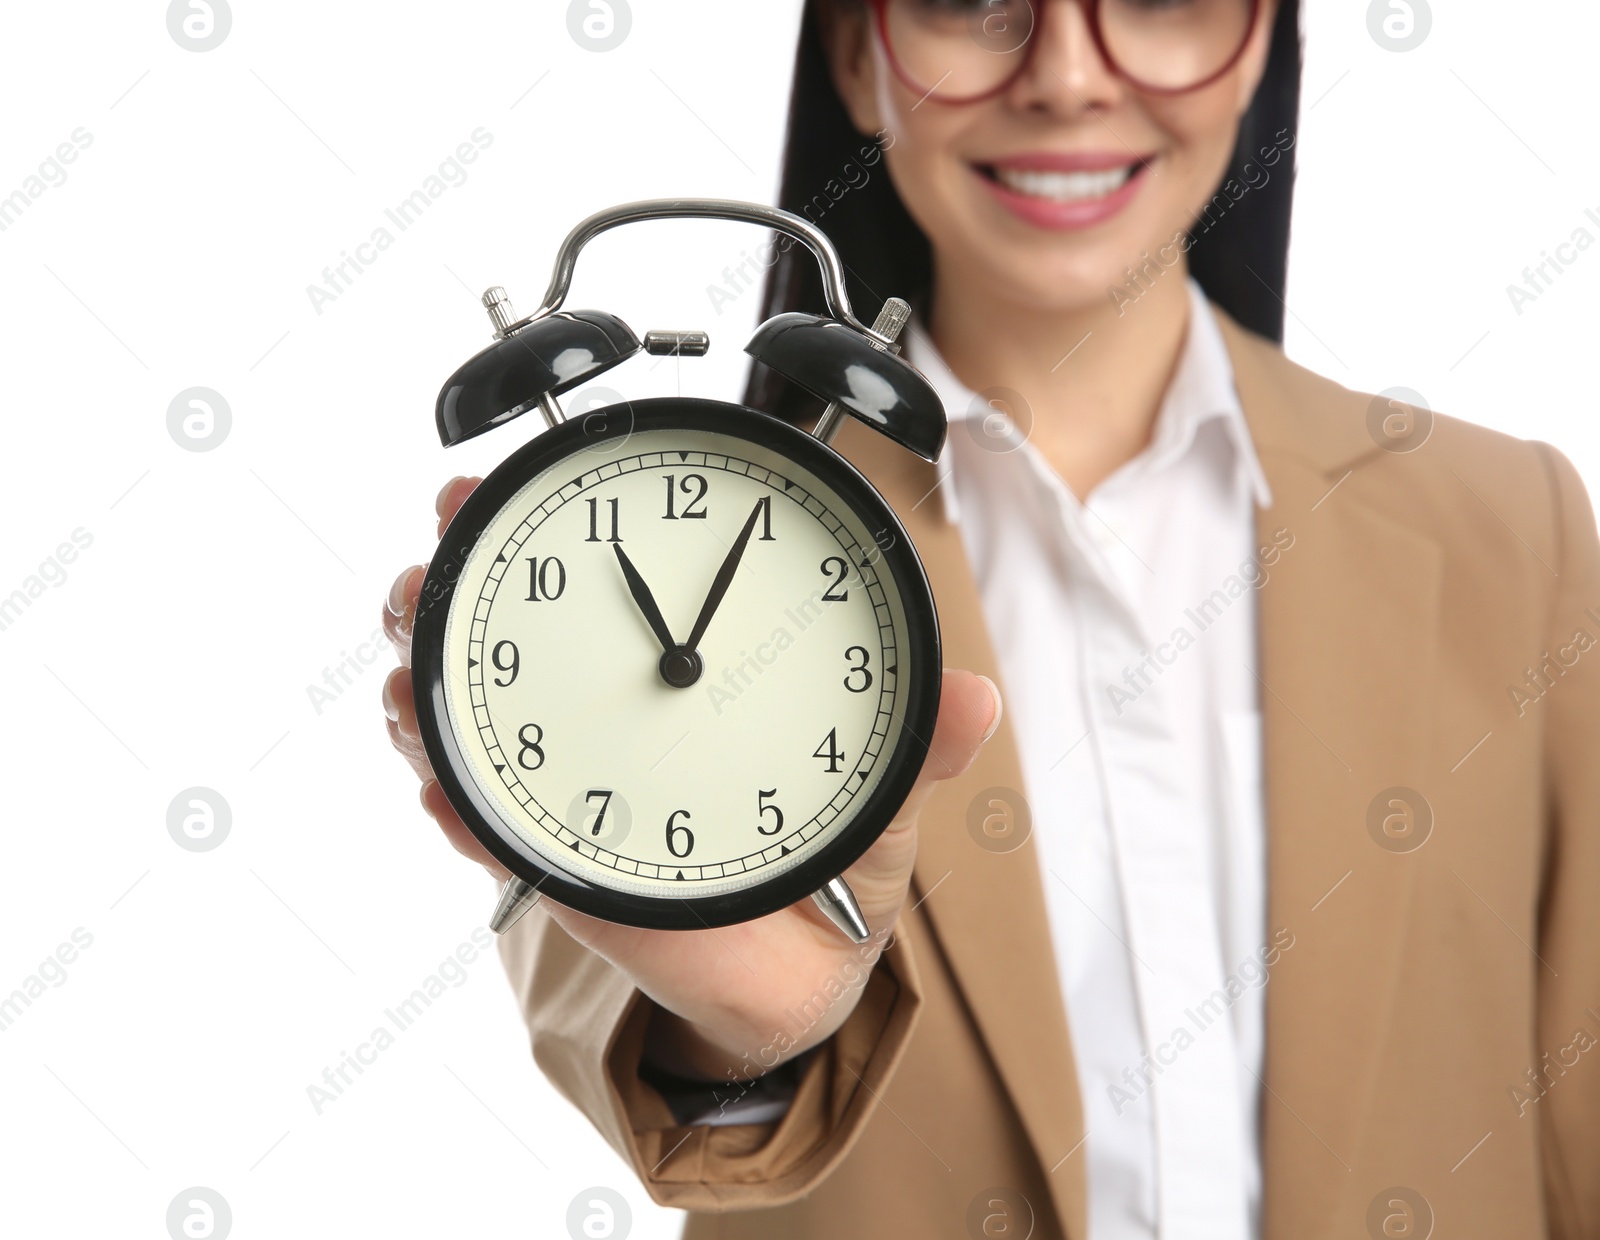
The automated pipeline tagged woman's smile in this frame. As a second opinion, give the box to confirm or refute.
[970,150,1156,230]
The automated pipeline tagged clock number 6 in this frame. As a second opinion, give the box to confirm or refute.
[516,723,545,770]
[665,809,695,858]
[843,645,873,693]
[757,788,784,836]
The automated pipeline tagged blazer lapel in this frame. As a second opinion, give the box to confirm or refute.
[1217,309,1444,1236]
[830,304,1439,1240]
[832,417,1090,1240]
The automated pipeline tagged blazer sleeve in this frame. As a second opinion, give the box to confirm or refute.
[493,904,924,1211]
[1533,442,1600,1240]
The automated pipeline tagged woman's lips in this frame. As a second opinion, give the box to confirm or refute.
[972,155,1153,231]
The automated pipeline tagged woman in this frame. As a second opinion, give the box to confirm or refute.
[382,1,1600,1236]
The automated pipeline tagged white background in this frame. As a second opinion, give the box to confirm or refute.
[0,2,1594,1238]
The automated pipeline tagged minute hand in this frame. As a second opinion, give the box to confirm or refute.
[683,501,765,652]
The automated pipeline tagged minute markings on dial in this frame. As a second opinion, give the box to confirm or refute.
[456,448,901,880]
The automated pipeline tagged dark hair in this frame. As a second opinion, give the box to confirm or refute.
[743,0,1303,423]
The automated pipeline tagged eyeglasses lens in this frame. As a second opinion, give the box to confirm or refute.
[883,0,1254,99]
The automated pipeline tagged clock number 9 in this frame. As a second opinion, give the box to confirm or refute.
[491,640,520,687]
[516,723,545,770]
[757,788,783,836]
[665,809,695,858]
[843,646,873,693]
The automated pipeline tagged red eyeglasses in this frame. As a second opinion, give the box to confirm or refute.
[869,0,1261,103]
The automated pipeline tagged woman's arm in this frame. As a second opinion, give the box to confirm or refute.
[494,895,926,1209]
[1530,442,1600,1240]
[383,475,1001,1210]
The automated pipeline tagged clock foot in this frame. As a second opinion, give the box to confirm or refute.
[489,877,541,934]
[811,876,870,944]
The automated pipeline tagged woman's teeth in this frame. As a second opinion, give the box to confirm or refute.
[989,164,1135,202]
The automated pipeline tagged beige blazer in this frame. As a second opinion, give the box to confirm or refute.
[498,305,1600,1239]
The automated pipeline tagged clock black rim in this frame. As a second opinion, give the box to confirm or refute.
[411,396,942,932]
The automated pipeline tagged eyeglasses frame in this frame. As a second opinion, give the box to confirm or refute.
[866,0,1264,103]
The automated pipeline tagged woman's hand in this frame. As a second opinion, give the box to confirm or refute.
[382,475,1003,1084]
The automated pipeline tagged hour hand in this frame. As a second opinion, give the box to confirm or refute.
[612,543,676,653]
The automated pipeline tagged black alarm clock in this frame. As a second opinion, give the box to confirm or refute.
[411,199,946,944]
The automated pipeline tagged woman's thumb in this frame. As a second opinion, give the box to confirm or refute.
[825,669,1003,931]
[924,668,1004,783]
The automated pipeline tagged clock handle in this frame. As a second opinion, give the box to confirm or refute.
[502,198,886,343]
[489,877,541,935]
[811,876,871,944]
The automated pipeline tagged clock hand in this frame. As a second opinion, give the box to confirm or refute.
[683,500,765,653]
[612,543,677,653]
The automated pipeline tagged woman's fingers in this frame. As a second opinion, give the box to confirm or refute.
[383,478,484,665]
[386,658,506,879]
[383,564,424,667]
[382,666,437,784]
[389,667,507,880]
[436,475,482,538]
[420,779,509,881]
[377,474,501,885]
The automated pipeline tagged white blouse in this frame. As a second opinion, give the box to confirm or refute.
[907,277,1272,1239]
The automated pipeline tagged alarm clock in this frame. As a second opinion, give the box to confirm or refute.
[411,198,946,945]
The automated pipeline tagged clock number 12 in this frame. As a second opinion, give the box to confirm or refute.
[662,473,708,520]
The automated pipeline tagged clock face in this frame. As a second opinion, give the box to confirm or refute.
[414,400,938,926]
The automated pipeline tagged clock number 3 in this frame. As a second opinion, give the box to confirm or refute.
[665,809,695,858]
[516,723,545,770]
[843,646,873,693]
